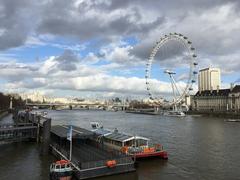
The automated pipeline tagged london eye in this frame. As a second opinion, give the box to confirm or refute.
[145,33,198,110]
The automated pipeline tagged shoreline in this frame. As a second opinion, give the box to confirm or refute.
[187,111,240,119]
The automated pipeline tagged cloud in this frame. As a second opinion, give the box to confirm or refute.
[54,50,79,71]
[0,0,240,97]
[0,49,184,97]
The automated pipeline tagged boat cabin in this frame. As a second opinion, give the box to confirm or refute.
[92,127,150,150]
[105,132,150,149]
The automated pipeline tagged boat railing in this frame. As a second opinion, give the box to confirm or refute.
[127,143,163,154]
[50,142,79,168]
[79,156,133,170]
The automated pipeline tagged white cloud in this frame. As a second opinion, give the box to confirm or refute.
[0,51,182,98]
[0,0,239,98]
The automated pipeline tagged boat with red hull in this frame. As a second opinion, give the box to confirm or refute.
[133,150,168,159]
[91,122,168,160]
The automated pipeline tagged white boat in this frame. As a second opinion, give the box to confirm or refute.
[50,160,73,180]
[35,111,48,118]
[164,110,185,117]
[225,119,240,122]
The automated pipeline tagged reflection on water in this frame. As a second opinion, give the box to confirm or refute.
[0,110,240,180]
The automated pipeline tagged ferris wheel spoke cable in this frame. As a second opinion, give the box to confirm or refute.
[145,32,198,107]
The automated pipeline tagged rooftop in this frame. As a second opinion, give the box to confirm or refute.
[199,67,220,72]
[104,131,149,143]
[105,132,133,142]
[195,85,240,96]
[231,85,240,93]
[92,128,112,136]
[51,125,94,139]
[195,89,230,96]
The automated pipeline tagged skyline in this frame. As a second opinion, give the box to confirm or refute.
[0,0,240,98]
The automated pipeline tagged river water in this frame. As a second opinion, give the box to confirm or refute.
[0,110,240,180]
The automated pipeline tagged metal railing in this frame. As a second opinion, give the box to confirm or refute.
[50,141,134,170]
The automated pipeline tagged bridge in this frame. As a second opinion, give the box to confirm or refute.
[26,102,129,111]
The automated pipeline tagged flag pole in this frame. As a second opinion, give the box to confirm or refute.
[70,135,72,161]
[70,126,72,161]
[67,126,73,161]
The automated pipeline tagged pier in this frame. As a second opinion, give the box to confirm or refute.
[0,110,135,179]
[50,125,135,179]
[0,123,37,143]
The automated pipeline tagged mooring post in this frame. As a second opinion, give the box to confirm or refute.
[24,111,30,123]
[12,109,19,124]
[36,115,40,143]
[41,118,51,155]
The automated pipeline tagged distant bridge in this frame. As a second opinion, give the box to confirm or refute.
[26,103,104,106]
[26,102,129,110]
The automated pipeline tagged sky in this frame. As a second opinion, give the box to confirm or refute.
[0,0,240,99]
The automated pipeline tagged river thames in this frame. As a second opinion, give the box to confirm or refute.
[0,110,240,180]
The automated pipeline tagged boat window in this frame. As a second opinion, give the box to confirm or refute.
[136,139,148,146]
[125,140,133,146]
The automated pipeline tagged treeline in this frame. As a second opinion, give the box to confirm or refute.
[0,92,25,110]
[128,100,153,109]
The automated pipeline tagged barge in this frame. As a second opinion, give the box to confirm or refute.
[91,122,168,159]
[50,125,136,180]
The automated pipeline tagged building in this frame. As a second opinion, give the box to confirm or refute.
[198,67,221,92]
[191,85,240,113]
[191,67,240,114]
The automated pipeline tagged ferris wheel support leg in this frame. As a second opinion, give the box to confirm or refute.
[171,76,181,98]
[169,74,177,110]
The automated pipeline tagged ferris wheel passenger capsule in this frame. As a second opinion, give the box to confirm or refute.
[145,33,198,109]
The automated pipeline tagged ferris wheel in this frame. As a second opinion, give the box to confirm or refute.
[145,33,198,107]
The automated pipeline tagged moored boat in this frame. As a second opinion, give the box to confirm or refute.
[224,119,240,122]
[163,110,185,117]
[91,122,168,160]
[50,160,73,180]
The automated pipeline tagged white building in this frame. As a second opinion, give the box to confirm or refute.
[191,85,240,113]
[198,67,221,92]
